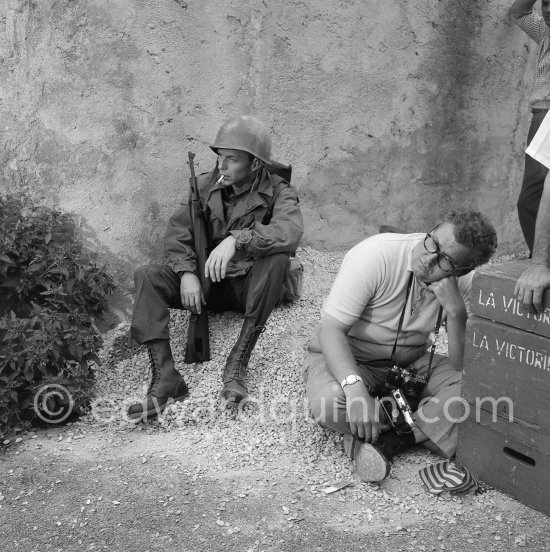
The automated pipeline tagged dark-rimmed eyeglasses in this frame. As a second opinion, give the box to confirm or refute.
[423,225,474,273]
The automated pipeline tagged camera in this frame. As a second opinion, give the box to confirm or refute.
[379,389,417,432]
[377,365,427,433]
[384,364,427,398]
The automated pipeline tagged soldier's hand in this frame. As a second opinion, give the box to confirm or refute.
[180,272,205,314]
[205,235,237,282]
[514,263,550,314]
[345,386,382,443]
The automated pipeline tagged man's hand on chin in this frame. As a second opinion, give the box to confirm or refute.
[426,276,466,318]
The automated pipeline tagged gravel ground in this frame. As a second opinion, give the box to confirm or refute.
[1,246,549,551]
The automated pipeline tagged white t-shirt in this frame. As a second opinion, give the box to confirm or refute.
[322,233,473,365]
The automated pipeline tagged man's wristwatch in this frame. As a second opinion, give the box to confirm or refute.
[340,374,363,389]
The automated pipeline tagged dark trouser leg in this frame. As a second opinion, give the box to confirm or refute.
[128,264,187,420]
[219,254,290,404]
[208,253,290,322]
[241,253,290,325]
[518,110,549,255]
[129,264,182,346]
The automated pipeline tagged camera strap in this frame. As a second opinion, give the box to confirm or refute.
[425,305,443,381]
[389,272,444,383]
[389,272,413,366]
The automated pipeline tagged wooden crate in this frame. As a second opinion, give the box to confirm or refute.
[457,260,550,513]
[457,413,550,515]
[462,316,550,436]
[471,260,550,338]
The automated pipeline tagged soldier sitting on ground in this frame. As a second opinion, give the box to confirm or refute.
[128,115,304,420]
[303,210,497,482]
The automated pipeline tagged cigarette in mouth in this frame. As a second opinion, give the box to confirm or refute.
[216,175,224,185]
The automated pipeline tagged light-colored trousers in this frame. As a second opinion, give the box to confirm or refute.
[303,348,464,458]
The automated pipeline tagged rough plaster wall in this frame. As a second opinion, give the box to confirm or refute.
[0,0,537,308]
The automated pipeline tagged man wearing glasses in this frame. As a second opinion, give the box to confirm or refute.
[303,210,497,482]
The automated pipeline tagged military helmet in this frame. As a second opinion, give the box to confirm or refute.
[210,115,272,164]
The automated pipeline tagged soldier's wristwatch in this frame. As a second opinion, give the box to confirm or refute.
[340,374,363,389]
[234,231,252,250]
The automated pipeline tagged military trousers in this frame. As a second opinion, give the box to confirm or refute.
[129,253,290,346]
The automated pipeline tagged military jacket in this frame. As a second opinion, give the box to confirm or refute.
[164,167,303,278]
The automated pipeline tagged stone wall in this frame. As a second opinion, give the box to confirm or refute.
[0,0,536,309]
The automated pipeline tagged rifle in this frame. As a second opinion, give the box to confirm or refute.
[184,152,211,362]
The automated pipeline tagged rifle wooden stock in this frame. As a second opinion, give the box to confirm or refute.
[185,312,210,363]
[184,152,211,363]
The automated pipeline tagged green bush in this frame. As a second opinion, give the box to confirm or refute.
[0,192,115,430]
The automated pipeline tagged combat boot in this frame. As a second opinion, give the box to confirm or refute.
[127,340,189,421]
[221,320,265,406]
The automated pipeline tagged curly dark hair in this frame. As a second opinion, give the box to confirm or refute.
[442,209,498,267]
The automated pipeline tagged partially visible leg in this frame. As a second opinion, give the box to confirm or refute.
[304,350,394,482]
[518,110,549,255]
[410,353,464,458]
[129,264,183,345]
[127,265,188,420]
[343,355,462,476]
[221,254,290,405]
[242,253,291,327]
[303,349,351,434]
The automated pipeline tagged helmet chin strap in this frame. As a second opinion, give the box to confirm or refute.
[250,157,262,172]
[249,163,263,193]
